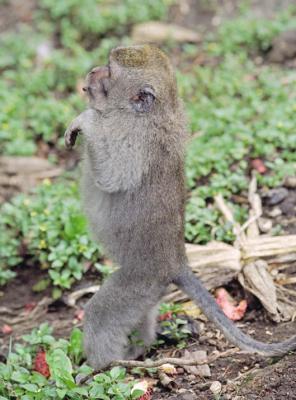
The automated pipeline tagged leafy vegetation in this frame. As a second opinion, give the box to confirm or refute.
[0,179,100,293]
[1,2,296,398]
[211,5,296,55]
[158,303,192,349]
[1,5,296,286]
[180,7,296,243]
[0,0,171,155]
[0,324,144,399]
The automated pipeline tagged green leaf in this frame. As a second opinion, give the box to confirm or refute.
[56,388,67,399]
[89,383,105,397]
[109,366,126,381]
[73,386,89,396]
[64,215,86,239]
[46,348,75,389]
[20,383,39,392]
[11,368,30,383]
[68,328,83,364]
[30,371,48,385]
[131,389,145,399]
[52,287,62,299]
[32,278,50,292]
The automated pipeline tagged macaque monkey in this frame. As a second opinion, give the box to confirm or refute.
[65,45,296,369]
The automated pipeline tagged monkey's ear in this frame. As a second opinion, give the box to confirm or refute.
[131,86,155,113]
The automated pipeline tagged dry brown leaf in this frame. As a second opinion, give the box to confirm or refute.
[181,300,201,319]
[159,363,177,375]
[157,371,178,389]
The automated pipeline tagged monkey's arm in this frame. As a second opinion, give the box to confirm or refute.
[65,109,144,193]
[175,269,296,356]
[85,134,144,193]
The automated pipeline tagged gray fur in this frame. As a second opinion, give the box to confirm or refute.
[65,45,296,369]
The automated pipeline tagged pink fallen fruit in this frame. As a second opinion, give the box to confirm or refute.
[251,159,267,174]
[215,288,247,321]
[1,324,13,334]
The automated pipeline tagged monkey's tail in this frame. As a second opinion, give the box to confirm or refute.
[174,268,296,357]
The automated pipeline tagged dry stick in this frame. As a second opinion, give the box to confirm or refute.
[79,348,240,384]
[214,194,245,246]
[230,365,259,383]
[276,284,296,298]
[66,285,100,307]
[246,172,261,239]
[239,213,261,236]
[0,298,51,325]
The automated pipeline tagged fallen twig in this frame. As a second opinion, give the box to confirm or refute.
[0,298,52,325]
[79,348,240,384]
[66,285,100,307]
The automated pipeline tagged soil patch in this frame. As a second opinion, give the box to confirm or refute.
[1,265,296,399]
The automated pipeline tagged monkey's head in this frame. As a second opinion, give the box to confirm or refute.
[83,44,178,115]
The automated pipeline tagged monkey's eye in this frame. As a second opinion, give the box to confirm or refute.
[131,86,155,113]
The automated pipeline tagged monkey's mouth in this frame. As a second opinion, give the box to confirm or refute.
[83,65,110,97]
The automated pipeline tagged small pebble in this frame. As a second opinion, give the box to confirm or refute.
[210,381,222,396]
[266,207,282,218]
[258,217,272,233]
[284,176,296,188]
[263,187,288,206]
[180,393,196,400]
[224,394,232,400]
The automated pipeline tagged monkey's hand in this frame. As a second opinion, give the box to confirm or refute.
[65,124,81,149]
[64,109,98,149]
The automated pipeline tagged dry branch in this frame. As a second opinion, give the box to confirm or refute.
[177,177,296,321]
[79,349,239,384]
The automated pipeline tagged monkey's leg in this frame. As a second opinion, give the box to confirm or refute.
[83,270,163,369]
[126,305,159,359]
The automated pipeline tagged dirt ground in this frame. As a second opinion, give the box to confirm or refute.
[1,0,296,399]
[1,264,296,399]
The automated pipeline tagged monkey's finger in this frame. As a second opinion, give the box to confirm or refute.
[64,128,81,149]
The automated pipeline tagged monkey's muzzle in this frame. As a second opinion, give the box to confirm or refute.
[65,66,111,149]
[83,66,110,95]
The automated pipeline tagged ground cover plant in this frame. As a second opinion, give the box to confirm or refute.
[0,179,100,295]
[0,323,145,399]
[1,1,296,399]
[2,5,295,285]
[181,7,296,243]
[0,0,171,156]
